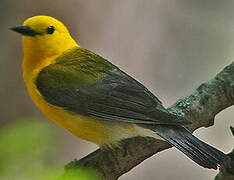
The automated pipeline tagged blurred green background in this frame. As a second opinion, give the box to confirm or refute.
[1,0,233,180]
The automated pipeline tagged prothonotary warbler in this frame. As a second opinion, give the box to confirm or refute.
[11,15,230,170]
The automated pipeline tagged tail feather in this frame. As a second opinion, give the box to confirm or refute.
[170,135,217,169]
[151,125,231,169]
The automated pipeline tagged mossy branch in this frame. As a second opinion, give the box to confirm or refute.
[64,61,234,180]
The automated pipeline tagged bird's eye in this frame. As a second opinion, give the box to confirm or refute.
[47,26,55,34]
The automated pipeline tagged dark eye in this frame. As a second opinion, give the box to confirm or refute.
[47,26,55,34]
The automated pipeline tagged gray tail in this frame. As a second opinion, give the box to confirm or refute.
[151,125,231,169]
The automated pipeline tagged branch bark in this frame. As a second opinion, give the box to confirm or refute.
[64,61,234,180]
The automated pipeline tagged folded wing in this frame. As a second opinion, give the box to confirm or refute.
[36,47,190,125]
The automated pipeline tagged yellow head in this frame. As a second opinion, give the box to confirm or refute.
[11,15,78,70]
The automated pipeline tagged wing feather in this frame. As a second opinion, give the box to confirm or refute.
[36,47,190,125]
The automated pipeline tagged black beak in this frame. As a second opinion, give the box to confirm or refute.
[10,26,41,36]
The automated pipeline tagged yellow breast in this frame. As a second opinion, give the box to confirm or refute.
[22,57,115,145]
[22,50,143,146]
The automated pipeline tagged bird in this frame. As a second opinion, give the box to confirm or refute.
[11,15,230,170]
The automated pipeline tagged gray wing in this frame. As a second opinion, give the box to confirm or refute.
[36,48,190,125]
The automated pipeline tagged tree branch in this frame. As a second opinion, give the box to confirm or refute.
[64,61,234,180]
